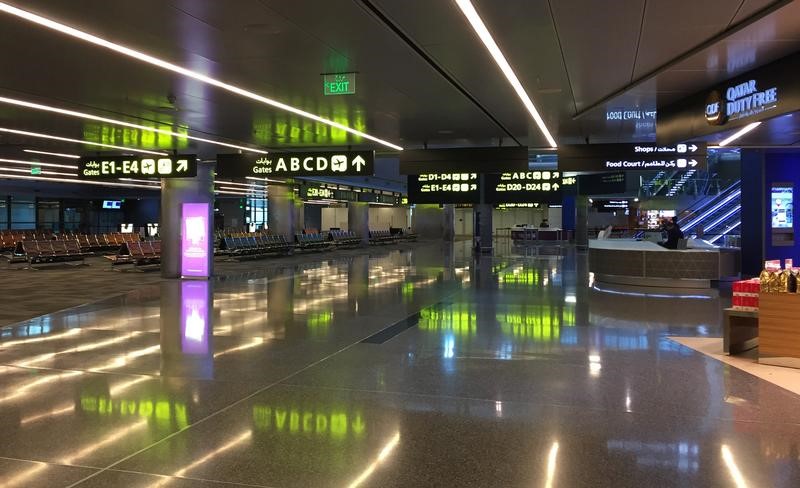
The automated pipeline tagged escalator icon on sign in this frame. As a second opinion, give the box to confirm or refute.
[331,155,347,172]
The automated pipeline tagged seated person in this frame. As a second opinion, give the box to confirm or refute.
[539,219,550,228]
[659,221,682,250]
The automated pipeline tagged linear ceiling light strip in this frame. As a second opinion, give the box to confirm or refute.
[0,166,75,177]
[717,122,761,147]
[0,127,166,155]
[0,172,160,189]
[23,149,79,159]
[0,2,403,151]
[454,0,557,148]
[0,158,77,169]
[0,96,268,154]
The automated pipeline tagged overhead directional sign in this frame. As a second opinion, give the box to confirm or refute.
[485,171,564,204]
[558,143,707,172]
[216,151,374,178]
[78,155,197,179]
[407,173,480,204]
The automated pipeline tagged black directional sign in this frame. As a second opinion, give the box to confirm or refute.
[216,151,374,178]
[558,143,707,172]
[485,171,564,204]
[407,173,481,204]
[78,155,197,179]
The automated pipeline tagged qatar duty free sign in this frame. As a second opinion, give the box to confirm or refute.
[216,151,374,178]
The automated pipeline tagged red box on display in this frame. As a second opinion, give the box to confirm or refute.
[733,278,760,311]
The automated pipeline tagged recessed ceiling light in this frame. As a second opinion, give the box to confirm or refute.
[0,172,160,189]
[23,149,79,159]
[0,2,403,152]
[717,122,762,147]
[2,96,268,154]
[455,0,557,148]
[0,166,76,177]
[0,158,77,170]
[0,127,166,155]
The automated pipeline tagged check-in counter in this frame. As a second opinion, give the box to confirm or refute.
[588,239,740,288]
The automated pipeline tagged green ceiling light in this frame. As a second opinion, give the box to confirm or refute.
[0,2,403,151]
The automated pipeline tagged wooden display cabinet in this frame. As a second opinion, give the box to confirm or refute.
[759,292,800,368]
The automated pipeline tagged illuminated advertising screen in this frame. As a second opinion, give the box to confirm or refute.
[79,155,196,179]
[181,280,210,354]
[181,203,210,278]
[407,173,480,204]
[771,185,794,229]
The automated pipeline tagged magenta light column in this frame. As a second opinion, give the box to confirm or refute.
[161,161,214,279]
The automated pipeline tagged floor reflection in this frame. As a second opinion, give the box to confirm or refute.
[0,241,796,487]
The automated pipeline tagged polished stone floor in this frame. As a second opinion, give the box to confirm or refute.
[0,240,798,487]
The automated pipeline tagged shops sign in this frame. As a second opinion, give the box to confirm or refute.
[705,79,778,125]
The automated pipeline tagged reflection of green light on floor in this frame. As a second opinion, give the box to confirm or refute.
[307,311,333,337]
[496,305,576,340]
[419,306,477,336]
[252,405,365,439]
[402,282,414,299]
[498,269,539,286]
[79,394,188,429]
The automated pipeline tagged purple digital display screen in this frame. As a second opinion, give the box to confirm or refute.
[181,202,210,278]
[180,280,210,354]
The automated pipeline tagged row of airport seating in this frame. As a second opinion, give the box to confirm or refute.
[328,230,362,247]
[219,235,293,259]
[295,233,329,251]
[19,240,90,266]
[368,230,397,245]
[1,231,53,252]
[108,241,161,269]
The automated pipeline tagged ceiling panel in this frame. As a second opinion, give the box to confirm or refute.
[549,0,644,112]
[632,0,741,79]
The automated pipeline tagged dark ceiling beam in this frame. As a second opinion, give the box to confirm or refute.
[572,0,793,120]
[357,0,522,146]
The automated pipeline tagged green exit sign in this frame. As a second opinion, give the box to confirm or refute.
[30,167,41,175]
[323,73,356,96]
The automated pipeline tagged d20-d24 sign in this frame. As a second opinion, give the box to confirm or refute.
[215,151,374,178]
[78,156,196,179]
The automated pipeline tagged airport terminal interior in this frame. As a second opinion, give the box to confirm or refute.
[2,0,800,487]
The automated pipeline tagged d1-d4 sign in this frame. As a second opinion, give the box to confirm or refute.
[79,155,197,179]
[216,151,374,178]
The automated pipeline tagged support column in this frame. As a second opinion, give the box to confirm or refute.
[575,196,589,249]
[294,200,305,233]
[267,183,297,240]
[161,161,214,279]
[442,204,455,242]
[348,202,369,246]
[741,149,765,277]
[473,204,493,253]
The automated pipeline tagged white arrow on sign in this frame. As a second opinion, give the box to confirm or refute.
[689,159,698,167]
[352,155,366,172]
[689,144,698,152]
[177,159,188,172]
